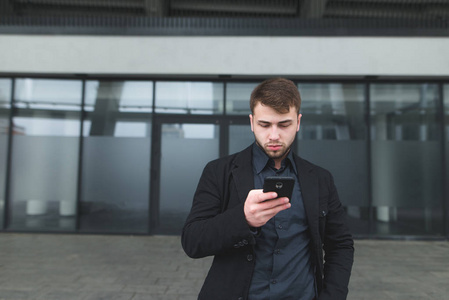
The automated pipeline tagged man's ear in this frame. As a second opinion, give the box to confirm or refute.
[249,114,254,132]
[296,114,302,132]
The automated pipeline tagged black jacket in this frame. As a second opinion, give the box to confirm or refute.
[182,145,354,300]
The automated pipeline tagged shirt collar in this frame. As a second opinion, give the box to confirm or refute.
[252,142,297,175]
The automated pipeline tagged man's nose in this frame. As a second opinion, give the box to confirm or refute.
[269,126,280,140]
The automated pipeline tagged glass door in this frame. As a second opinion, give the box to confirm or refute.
[370,83,443,236]
[151,120,220,234]
[79,80,153,234]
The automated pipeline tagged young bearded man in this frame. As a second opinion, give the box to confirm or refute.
[182,78,354,300]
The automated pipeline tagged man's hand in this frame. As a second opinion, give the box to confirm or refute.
[244,189,291,228]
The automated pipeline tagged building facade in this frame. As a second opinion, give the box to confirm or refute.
[0,1,449,238]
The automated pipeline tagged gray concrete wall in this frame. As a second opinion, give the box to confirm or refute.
[0,35,448,76]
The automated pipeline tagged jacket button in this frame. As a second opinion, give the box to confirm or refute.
[242,239,248,245]
[247,254,253,261]
[234,244,239,248]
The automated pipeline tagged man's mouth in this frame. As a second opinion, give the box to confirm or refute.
[267,144,282,151]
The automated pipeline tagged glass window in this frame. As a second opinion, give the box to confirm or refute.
[85,81,153,112]
[444,85,449,237]
[0,79,12,227]
[298,83,366,140]
[80,80,152,234]
[155,81,223,114]
[14,79,81,110]
[8,79,82,231]
[157,123,219,234]
[371,84,443,236]
[229,124,253,154]
[226,82,259,115]
[297,83,369,235]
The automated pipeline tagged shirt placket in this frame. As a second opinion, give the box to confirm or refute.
[270,163,288,297]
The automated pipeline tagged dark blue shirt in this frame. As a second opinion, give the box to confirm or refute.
[249,143,315,300]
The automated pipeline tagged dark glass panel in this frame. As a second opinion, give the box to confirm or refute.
[371,84,443,236]
[226,82,259,115]
[80,81,152,233]
[297,83,369,235]
[0,79,12,227]
[9,79,82,231]
[157,123,219,234]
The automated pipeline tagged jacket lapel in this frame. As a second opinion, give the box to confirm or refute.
[295,155,319,238]
[231,145,255,203]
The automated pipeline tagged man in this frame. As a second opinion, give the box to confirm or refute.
[182,78,354,300]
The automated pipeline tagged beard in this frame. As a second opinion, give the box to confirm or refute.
[255,140,292,161]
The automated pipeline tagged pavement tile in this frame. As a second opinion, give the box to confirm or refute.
[0,234,447,300]
[82,291,135,300]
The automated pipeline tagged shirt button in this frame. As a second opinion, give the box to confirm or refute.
[278,224,283,229]
[274,249,280,254]
[271,279,277,284]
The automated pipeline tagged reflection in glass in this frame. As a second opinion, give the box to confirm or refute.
[371,84,443,236]
[226,82,259,115]
[14,79,82,111]
[229,124,253,154]
[155,82,223,114]
[0,79,12,227]
[158,124,219,234]
[298,83,366,140]
[85,81,153,112]
[80,80,152,233]
[9,79,82,231]
[297,83,368,235]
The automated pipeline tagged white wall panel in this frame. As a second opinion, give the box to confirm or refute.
[0,35,448,76]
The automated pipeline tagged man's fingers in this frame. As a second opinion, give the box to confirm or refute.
[244,189,291,227]
[247,189,277,203]
[256,201,291,223]
[264,199,291,214]
[256,191,278,203]
[255,198,291,217]
[260,197,289,208]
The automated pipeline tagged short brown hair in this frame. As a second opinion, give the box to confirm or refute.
[250,78,301,114]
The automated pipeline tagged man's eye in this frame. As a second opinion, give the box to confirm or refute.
[260,124,269,128]
[279,123,291,128]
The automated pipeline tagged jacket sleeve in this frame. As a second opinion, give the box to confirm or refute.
[319,172,355,300]
[181,161,255,259]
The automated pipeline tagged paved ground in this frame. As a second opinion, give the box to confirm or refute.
[0,233,447,300]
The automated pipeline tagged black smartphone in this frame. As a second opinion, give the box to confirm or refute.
[263,176,295,200]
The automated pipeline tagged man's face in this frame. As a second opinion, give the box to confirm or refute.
[250,103,301,165]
